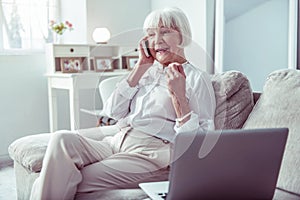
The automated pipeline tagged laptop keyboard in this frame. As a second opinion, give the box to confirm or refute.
[157,192,168,199]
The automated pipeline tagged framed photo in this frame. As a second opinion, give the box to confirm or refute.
[126,56,139,70]
[94,57,113,72]
[60,57,82,73]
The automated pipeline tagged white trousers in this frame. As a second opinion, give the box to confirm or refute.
[30,128,171,200]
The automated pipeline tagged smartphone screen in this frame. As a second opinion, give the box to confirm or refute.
[142,40,151,57]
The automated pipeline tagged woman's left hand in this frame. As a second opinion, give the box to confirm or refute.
[166,62,186,100]
[167,63,191,126]
[166,62,191,124]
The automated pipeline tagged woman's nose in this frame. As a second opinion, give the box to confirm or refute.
[154,33,163,44]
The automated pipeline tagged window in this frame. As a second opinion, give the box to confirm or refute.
[0,0,59,53]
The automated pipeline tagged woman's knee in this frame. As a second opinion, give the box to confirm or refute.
[49,130,78,147]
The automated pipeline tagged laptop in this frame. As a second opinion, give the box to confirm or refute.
[139,128,288,200]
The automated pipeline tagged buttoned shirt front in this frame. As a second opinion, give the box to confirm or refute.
[103,62,216,143]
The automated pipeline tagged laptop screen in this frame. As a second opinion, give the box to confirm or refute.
[166,128,288,200]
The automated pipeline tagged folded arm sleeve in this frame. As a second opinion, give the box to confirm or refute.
[102,79,139,120]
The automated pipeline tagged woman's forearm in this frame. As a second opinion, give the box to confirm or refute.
[127,63,152,87]
[171,95,191,126]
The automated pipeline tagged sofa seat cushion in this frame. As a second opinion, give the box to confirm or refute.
[273,188,300,200]
[212,70,254,130]
[243,69,300,195]
[8,133,50,173]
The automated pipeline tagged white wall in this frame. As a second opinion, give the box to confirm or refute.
[86,0,151,45]
[0,54,49,156]
[60,0,87,44]
[224,0,289,91]
[54,0,152,45]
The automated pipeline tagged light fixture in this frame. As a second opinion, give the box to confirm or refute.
[92,27,111,44]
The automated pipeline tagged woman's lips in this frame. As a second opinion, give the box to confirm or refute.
[155,48,169,55]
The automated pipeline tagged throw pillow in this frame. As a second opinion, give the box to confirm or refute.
[243,69,300,195]
[211,70,254,130]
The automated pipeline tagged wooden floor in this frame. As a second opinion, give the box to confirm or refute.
[0,166,17,200]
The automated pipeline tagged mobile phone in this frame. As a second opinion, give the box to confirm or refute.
[142,40,151,58]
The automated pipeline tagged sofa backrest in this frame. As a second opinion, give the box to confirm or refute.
[243,69,300,195]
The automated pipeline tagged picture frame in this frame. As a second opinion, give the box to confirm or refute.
[60,57,82,73]
[126,56,139,70]
[94,57,113,72]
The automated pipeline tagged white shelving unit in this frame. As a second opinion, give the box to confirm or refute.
[45,43,138,73]
[45,44,135,131]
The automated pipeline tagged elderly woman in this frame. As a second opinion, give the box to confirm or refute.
[30,7,215,200]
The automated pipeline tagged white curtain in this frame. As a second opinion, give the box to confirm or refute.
[0,0,59,50]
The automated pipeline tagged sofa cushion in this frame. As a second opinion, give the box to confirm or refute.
[8,133,50,173]
[243,69,300,195]
[211,70,254,130]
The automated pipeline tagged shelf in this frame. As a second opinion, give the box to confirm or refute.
[46,43,137,74]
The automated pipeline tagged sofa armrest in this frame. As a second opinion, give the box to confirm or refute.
[9,125,121,173]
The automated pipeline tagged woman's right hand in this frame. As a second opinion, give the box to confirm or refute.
[126,37,155,87]
[136,36,155,69]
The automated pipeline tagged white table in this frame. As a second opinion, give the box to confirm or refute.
[46,70,129,132]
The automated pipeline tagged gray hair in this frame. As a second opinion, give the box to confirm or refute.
[143,7,192,47]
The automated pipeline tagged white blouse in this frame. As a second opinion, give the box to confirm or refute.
[103,62,216,143]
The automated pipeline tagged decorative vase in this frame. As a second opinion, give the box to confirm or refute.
[53,34,62,44]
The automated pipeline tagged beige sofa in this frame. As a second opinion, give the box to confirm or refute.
[8,69,300,200]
